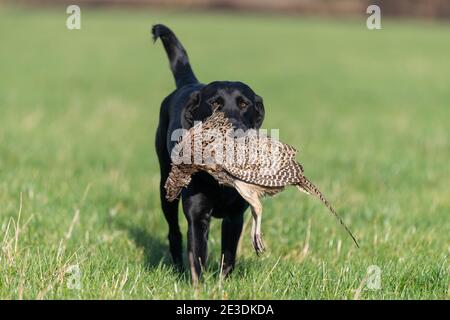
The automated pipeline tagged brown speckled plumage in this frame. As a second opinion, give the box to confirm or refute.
[165,111,359,253]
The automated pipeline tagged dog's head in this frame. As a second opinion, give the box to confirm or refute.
[181,81,265,131]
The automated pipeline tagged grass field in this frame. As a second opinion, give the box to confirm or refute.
[0,5,449,299]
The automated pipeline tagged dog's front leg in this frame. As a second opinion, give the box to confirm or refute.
[183,195,212,283]
[221,213,244,277]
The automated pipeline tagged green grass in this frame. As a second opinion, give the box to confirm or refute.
[0,5,449,299]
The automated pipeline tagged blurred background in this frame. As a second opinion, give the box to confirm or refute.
[9,0,450,19]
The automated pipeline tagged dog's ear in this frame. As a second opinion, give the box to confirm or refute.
[254,94,265,128]
[181,90,201,129]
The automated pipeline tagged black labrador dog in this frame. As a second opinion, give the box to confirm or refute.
[152,24,265,279]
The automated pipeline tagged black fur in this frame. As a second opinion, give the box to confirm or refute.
[152,24,265,279]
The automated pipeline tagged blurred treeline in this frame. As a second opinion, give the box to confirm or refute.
[9,0,450,19]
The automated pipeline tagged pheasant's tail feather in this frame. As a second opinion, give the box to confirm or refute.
[296,184,310,195]
[296,177,360,248]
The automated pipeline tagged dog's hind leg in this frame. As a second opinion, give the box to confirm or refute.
[159,173,183,270]
[156,117,184,270]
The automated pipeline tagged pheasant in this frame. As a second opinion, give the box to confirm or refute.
[164,111,359,254]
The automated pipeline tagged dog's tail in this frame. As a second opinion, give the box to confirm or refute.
[296,176,360,248]
[151,24,199,89]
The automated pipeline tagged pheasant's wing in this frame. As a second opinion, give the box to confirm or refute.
[223,134,304,187]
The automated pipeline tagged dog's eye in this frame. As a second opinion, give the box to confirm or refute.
[210,100,222,108]
[238,100,248,108]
